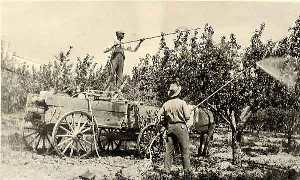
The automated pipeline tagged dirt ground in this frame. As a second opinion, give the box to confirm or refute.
[1,112,300,180]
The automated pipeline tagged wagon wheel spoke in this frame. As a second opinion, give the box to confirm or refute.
[40,133,51,153]
[44,134,55,154]
[98,128,121,151]
[52,111,95,158]
[59,125,72,134]
[102,141,108,148]
[46,134,53,148]
[34,135,42,151]
[111,138,121,150]
[76,114,83,132]
[79,119,88,132]
[111,140,121,150]
[106,141,112,151]
[27,133,39,150]
[106,142,111,151]
[81,127,91,134]
[62,141,73,154]
[57,138,72,147]
[22,121,37,147]
[72,114,81,132]
[69,144,74,157]
[80,138,92,146]
[99,135,108,150]
[73,141,79,155]
[78,139,88,152]
[76,141,84,156]
[42,136,46,151]
[108,142,114,151]
[56,134,72,137]
[65,117,75,133]
[137,124,159,156]
[77,138,93,156]
[24,127,39,131]
[112,141,117,150]
[23,131,39,138]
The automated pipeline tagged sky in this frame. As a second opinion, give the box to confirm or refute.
[1,1,300,75]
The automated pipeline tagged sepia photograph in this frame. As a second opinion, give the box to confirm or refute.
[1,1,300,179]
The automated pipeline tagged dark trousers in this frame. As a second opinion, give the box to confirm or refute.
[105,54,124,90]
[165,123,191,172]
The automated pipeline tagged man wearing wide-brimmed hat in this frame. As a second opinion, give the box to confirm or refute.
[158,82,191,177]
[104,30,145,90]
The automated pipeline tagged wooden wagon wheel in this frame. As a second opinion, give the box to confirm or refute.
[22,112,54,154]
[148,129,166,163]
[98,127,122,151]
[137,123,165,161]
[52,111,97,158]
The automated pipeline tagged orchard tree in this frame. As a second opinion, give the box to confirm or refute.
[250,16,300,150]
[286,16,300,146]
[1,43,34,112]
[287,16,300,94]
[271,16,300,148]
[37,62,54,91]
[130,21,300,165]
[130,24,253,165]
[52,46,74,92]
[74,54,96,92]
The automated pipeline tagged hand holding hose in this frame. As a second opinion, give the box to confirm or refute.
[139,38,145,44]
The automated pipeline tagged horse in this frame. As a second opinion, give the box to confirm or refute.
[187,105,216,157]
[138,105,216,159]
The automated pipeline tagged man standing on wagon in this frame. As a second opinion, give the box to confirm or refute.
[104,30,145,91]
[158,82,191,178]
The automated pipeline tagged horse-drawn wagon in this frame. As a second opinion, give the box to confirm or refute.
[22,90,159,158]
[22,89,216,160]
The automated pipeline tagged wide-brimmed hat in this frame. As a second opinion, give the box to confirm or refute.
[168,83,182,98]
[116,30,125,37]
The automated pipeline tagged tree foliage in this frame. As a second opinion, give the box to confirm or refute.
[130,17,300,163]
[1,46,107,113]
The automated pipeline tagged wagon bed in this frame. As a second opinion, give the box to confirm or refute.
[22,91,159,158]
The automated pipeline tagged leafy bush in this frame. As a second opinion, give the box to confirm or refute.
[1,46,108,113]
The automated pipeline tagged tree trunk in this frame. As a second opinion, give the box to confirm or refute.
[287,131,293,152]
[232,130,242,166]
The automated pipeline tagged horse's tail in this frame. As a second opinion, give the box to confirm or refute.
[203,107,215,126]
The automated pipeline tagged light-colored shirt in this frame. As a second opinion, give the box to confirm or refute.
[158,98,190,124]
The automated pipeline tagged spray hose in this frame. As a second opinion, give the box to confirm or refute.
[191,69,246,111]
[118,27,201,45]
